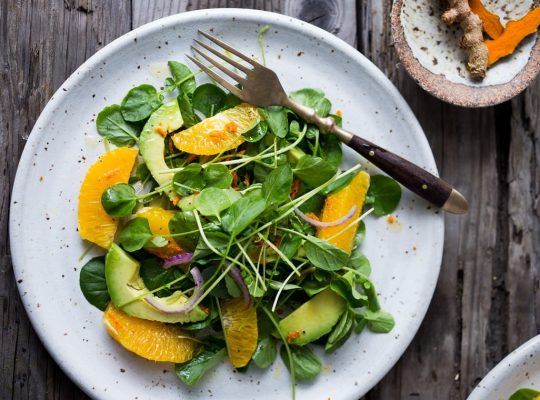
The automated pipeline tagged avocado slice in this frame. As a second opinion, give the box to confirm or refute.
[278,289,346,345]
[105,243,207,323]
[139,100,183,201]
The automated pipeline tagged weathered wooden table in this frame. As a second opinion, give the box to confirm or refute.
[1,1,538,399]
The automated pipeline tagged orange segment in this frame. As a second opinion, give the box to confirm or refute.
[220,297,258,368]
[135,207,184,259]
[317,171,370,253]
[78,148,138,249]
[172,103,259,155]
[103,305,197,363]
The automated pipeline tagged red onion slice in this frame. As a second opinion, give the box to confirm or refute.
[144,267,204,314]
[162,252,193,269]
[228,266,251,306]
[294,205,357,228]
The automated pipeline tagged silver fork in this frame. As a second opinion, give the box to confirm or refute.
[188,30,468,214]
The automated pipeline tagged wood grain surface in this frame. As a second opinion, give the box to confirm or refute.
[1,1,538,399]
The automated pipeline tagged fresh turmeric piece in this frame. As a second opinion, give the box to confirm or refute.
[468,0,504,39]
[486,7,540,65]
[442,0,489,79]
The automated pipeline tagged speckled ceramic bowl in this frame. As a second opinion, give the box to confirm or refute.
[392,0,540,107]
[9,8,444,400]
[468,335,540,399]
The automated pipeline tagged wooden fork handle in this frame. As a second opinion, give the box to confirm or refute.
[283,98,468,214]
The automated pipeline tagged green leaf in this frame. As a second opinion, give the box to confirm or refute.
[118,217,153,252]
[279,233,303,259]
[325,310,354,352]
[265,106,288,138]
[193,231,230,259]
[177,92,201,128]
[175,346,227,385]
[169,211,199,251]
[101,183,137,217]
[203,164,233,189]
[173,164,205,196]
[245,275,266,297]
[353,221,366,247]
[225,274,242,298]
[330,273,368,308]
[262,164,293,208]
[168,61,196,95]
[129,163,150,184]
[222,191,266,236]
[192,83,227,117]
[182,302,219,330]
[140,258,184,297]
[293,155,336,188]
[268,281,301,291]
[348,250,371,276]
[289,88,332,117]
[79,256,110,311]
[243,121,268,143]
[194,187,234,217]
[302,279,328,297]
[121,84,163,122]
[509,388,540,400]
[365,175,401,216]
[96,105,140,147]
[321,173,353,196]
[304,236,349,271]
[298,193,325,214]
[252,336,277,368]
[319,134,342,168]
[280,345,321,381]
[361,310,395,333]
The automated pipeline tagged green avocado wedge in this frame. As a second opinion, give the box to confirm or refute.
[105,244,207,323]
[139,100,184,201]
[278,289,346,345]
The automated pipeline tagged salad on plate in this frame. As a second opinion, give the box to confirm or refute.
[77,36,401,398]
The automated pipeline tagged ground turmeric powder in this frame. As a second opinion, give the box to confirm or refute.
[468,0,504,39]
[486,7,540,65]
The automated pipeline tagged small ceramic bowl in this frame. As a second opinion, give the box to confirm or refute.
[391,0,540,107]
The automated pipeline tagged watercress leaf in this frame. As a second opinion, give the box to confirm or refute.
[175,347,227,385]
[298,193,325,214]
[304,236,349,271]
[319,134,342,168]
[252,336,277,369]
[268,280,302,291]
[118,217,153,252]
[509,389,540,400]
[289,88,331,117]
[355,274,381,311]
[101,183,137,217]
[245,275,266,298]
[280,345,322,381]
[365,175,402,216]
[168,61,196,95]
[325,311,354,352]
[329,113,342,128]
[192,83,227,117]
[173,163,205,196]
[194,187,233,217]
[177,92,201,128]
[129,163,150,184]
[243,121,268,143]
[348,251,371,276]
[182,302,219,330]
[329,273,368,308]
[321,173,353,196]
[293,155,336,188]
[253,162,271,182]
[193,231,230,260]
[279,233,303,259]
[262,164,293,208]
[140,257,184,297]
[353,221,366,247]
[79,256,109,311]
[169,211,199,251]
[121,84,163,122]
[225,92,242,108]
[96,105,140,147]
[361,310,395,333]
[225,274,242,298]
[302,279,328,297]
[306,125,319,140]
[199,264,229,298]
[203,164,233,189]
[265,106,288,138]
[222,191,266,236]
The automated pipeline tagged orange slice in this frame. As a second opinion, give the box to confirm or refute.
[78,148,138,249]
[220,297,258,368]
[135,207,184,259]
[172,103,259,155]
[103,304,198,363]
[317,171,370,253]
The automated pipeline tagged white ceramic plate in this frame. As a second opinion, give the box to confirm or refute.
[9,9,444,400]
[468,336,540,400]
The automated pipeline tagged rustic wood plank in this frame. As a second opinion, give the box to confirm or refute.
[132,0,189,29]
[0,1,131,399]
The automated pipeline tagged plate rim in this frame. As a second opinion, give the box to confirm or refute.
[9,7,444,400]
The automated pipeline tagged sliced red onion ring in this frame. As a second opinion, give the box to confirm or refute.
[162,252,193,269]
[294,205,357,228]
[144,267,204,314]
[229,266,251,307]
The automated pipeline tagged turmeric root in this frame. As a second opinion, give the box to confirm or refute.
[468,0,504,39]
[442,0,489,79]
[486,7,540,65]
